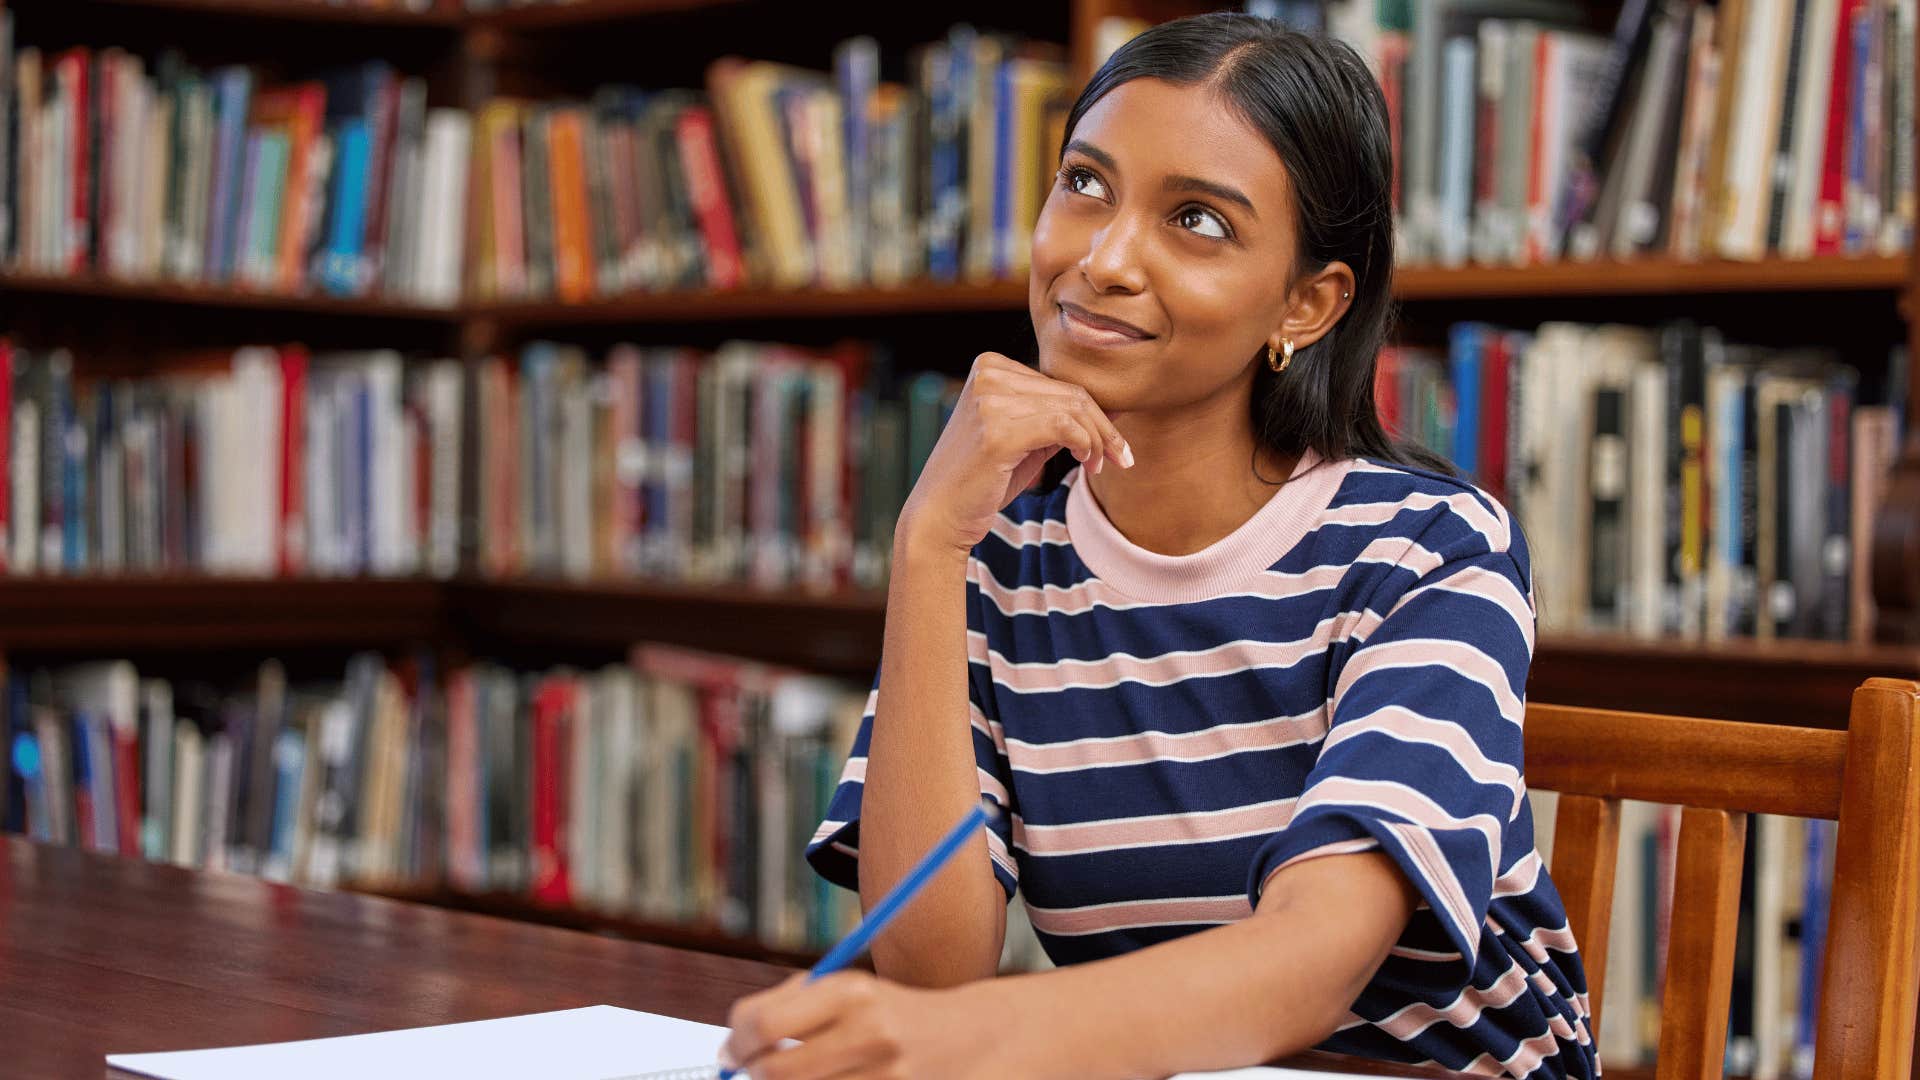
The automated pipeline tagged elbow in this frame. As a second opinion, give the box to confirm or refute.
[870,935,1001,988]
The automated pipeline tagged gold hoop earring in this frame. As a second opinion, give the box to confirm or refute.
[1278,339,1295,373]
[1266,343,1281,372]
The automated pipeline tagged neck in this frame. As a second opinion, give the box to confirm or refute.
[1086,384,1299,557]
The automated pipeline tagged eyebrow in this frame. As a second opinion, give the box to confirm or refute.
[1063,139,1260,220]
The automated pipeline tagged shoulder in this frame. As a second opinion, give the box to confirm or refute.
[1331,456,1529,571]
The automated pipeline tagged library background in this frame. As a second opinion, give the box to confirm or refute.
[0,0,1913,1075]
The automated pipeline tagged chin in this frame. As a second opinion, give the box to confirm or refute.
[1034,344,1141,412]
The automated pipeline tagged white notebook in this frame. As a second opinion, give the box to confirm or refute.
[106,1003,1378,1080]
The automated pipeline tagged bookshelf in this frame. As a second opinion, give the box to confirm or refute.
[3,5,1919,1060]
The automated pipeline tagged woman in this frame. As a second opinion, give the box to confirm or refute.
[722,13,1595,1080]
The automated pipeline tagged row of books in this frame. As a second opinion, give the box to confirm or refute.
[469,29,1070,300]
[1532,793,1835,1080]
[1324,0,1917,266]
[1380,321,1908,642]
[0,28,472,304]
[0,336,959,587]
[1,649,1049,966]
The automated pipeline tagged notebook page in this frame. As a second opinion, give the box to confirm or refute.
[106,1005,725,1080]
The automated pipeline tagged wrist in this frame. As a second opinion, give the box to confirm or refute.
[891,510,976,571]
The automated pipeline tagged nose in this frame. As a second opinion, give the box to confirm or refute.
[1078,214,1148,295]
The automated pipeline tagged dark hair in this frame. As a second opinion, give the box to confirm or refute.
[1049,12,1455,479]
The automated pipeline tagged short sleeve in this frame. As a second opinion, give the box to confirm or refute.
[1245,522,1535,981]
[805,559,1021,901]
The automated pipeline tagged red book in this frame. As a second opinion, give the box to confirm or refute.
[96,51,119,276]
[57,49,92,273]
[1374,346,1403,437]
[1478,333,1511,504]
[1814,0,1866,254]
[675,104,745,290]
[112,715,140,858]
[278,346,308,575]
[529,676,574,905]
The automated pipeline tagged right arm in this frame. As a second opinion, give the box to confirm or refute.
[858,352,1131,988]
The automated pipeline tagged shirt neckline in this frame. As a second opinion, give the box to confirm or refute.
[1064,447,1352,604]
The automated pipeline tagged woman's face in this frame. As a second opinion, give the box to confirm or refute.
[1029,77,1300,416]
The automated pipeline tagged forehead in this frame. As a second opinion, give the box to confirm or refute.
[1069,77,1291,207]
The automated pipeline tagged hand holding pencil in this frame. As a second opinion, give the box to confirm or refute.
[713,799,1005,1080]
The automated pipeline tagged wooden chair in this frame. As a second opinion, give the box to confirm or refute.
[1525,678,1920,1080]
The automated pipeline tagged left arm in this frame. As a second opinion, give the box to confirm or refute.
[721,849,1417,1080]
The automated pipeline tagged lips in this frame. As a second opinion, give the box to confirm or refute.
[1058,301,1154,340]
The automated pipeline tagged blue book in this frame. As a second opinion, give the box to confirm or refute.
[60,378,83,572]
[834,37,879,281]
[264,728,305,882]
[1844,14,1871,253]
[1449,323,1484,480]
[319,119,372,296]
[992,58,1013,278]
[232,133,263,286]
[935,27,977,280]
[521,343,559,571]
[206,66,255,284]
[4,677,28,835]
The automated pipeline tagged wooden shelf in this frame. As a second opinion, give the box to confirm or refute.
[470,0,746,30]
[30,0,464,27]
[7,261,1910,334]
[3,574,1916,727]
[1531,632,1920,730]
[448,577,887,677]
[0,272,463,323]
[0,576,445,651]
[472,279,1032,329]
[1394,255,1911,300]
[352,881,824,968]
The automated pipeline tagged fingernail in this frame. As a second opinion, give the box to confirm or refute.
[1091,455,1102,475]
[718,1046,738,1069]
[1119,441,1135,468]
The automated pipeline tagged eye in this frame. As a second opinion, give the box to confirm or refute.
[1059,164,1110,201]
[1175,205,1232,240]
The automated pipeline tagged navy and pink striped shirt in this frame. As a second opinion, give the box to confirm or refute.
[807,449,1597,1080]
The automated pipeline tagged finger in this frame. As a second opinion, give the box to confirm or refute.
[741,1024,889,1080]
[724,973,868,1067]
[992,372,1131,470]
[1010,403,1104,474]
[978,396,1100,471]
[1046,382,1129,469]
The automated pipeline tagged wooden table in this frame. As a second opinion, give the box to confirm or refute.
[0,838,793,1079]
[1,837,1472,1080]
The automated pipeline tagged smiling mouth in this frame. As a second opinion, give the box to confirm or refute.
[1058,302,1155,341]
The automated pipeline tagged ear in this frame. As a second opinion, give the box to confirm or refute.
[1270,260,1356,354]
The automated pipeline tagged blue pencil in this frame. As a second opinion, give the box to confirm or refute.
[717,798,1000,1080]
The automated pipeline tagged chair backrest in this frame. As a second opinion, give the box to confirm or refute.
[1525,678,1920,1080]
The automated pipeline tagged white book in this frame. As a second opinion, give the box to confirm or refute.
[598,666,638,912]
[419,108,471,306]
[568,673,601,907]
[171,722,204,868]
[1716,0,1793,259]
[1629,362,1668,639]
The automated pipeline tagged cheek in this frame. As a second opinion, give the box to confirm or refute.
[1029,193,1079,278]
